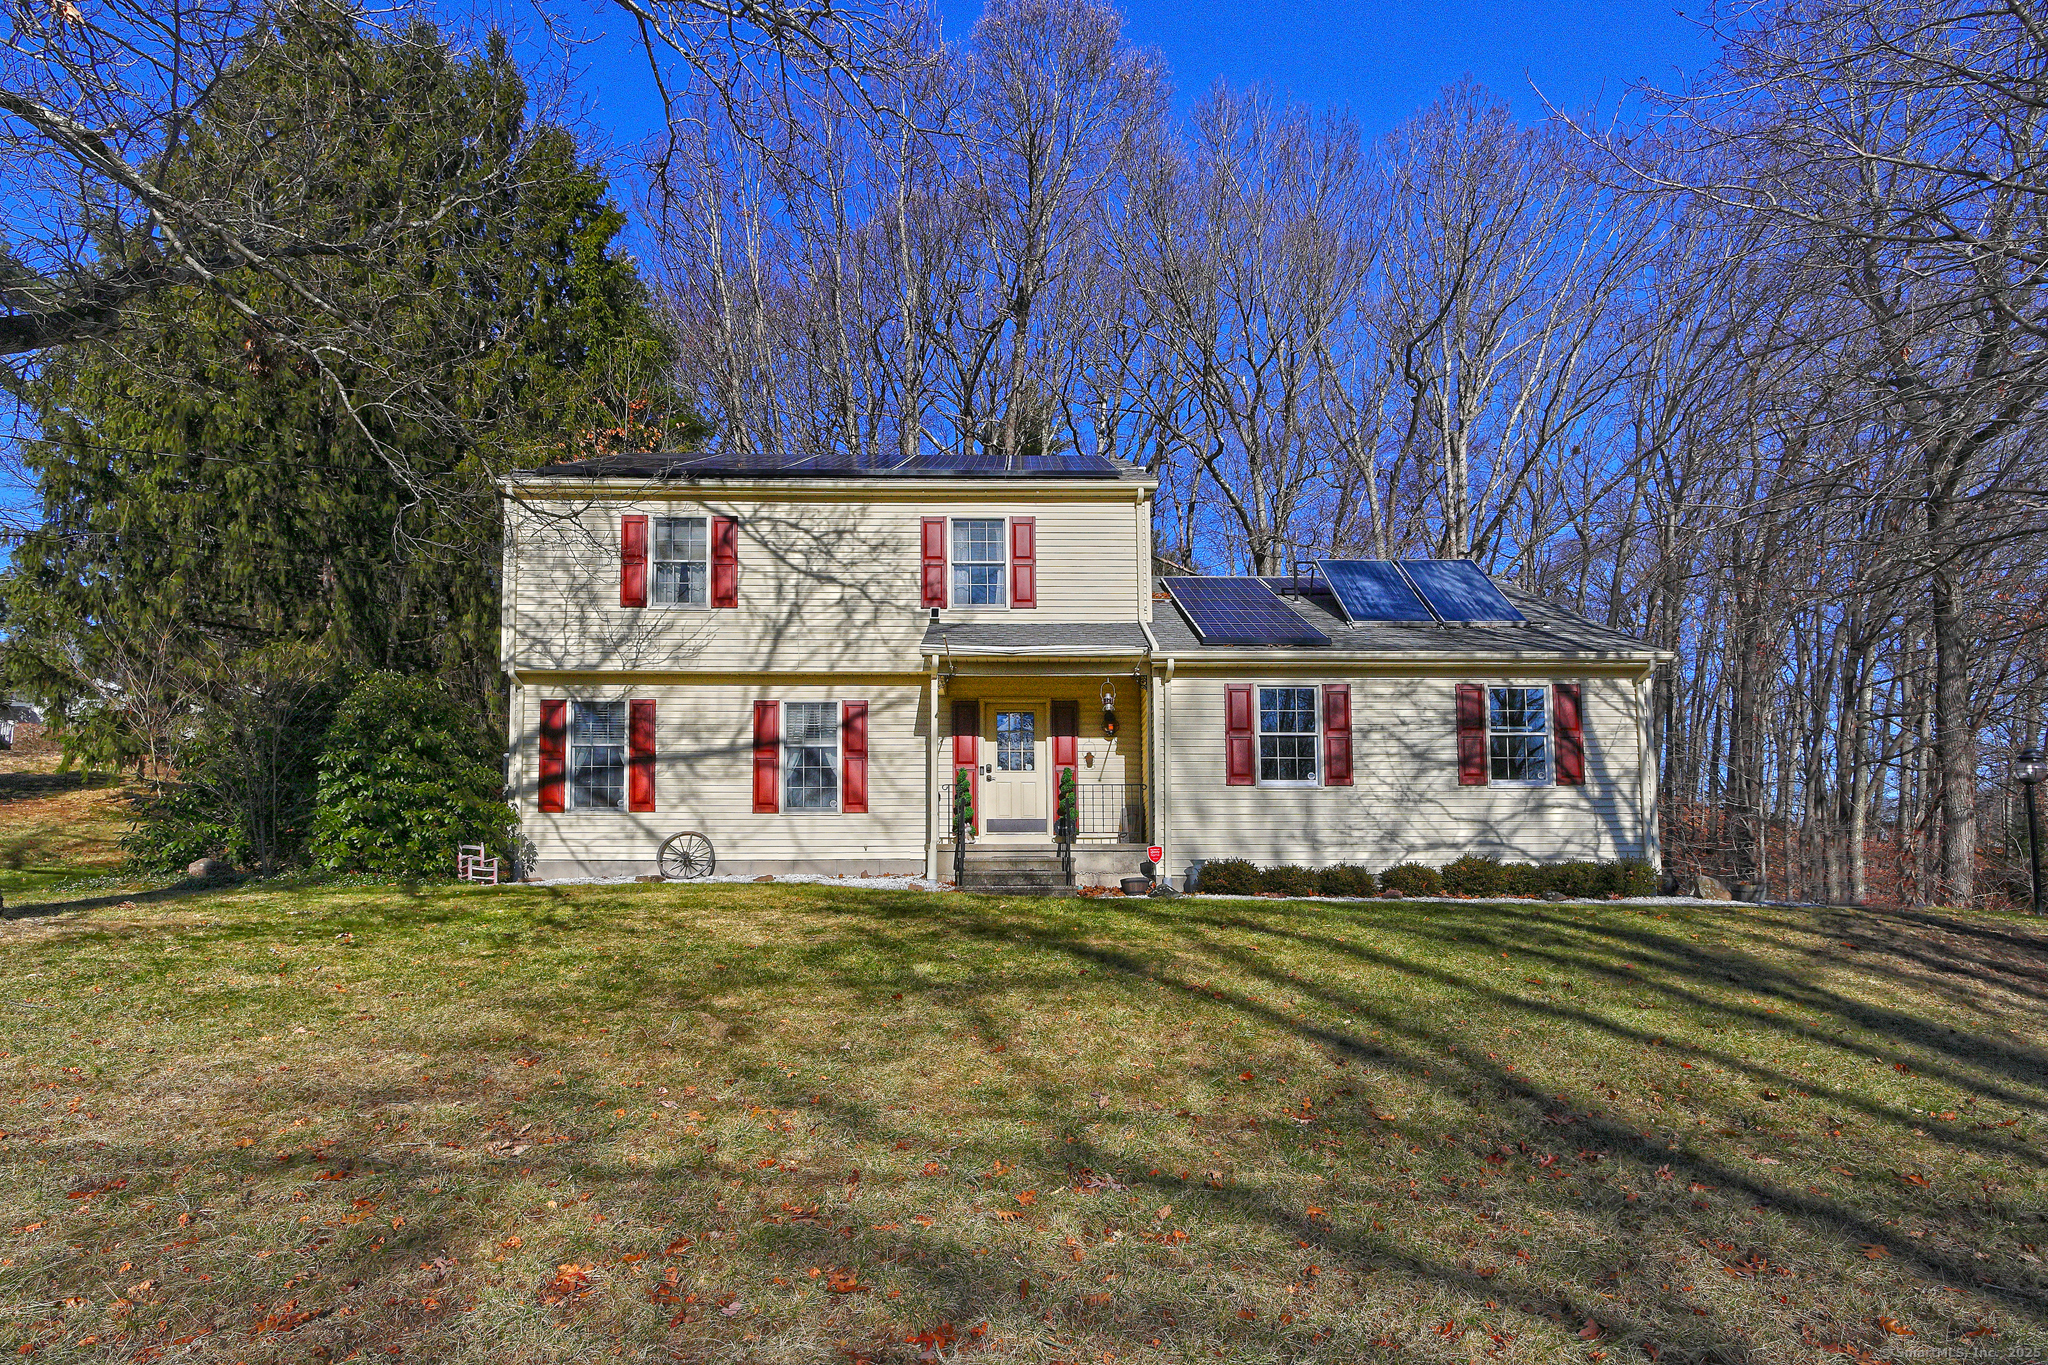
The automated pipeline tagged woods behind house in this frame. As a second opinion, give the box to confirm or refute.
[2,0,2043,906]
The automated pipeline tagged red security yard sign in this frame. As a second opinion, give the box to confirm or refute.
[1146,845,1164,866]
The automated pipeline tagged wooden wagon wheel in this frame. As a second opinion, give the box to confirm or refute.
[657,831,716,880]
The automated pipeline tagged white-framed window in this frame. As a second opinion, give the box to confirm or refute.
[1258,685,1319,785]
[570,700,626,809]
[652,516,709,606]
[951,518,1006,607]
[783,701,840,811]
[1489,685,1551,784]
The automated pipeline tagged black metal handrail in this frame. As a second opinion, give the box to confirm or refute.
[1075,783,1146,844]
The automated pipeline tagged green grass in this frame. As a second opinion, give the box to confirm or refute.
[0,752,134,899]
[0,874,2043,1363]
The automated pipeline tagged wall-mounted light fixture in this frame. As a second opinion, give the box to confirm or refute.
[1100,679,1118,737]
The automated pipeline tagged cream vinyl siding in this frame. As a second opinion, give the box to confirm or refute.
[504,492,1146,674]
[1167,672,1648,869]
[513,679,928,872]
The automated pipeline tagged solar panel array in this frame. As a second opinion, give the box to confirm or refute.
[535,448,1129,480]
[1316,559,1526,624]
[1160,577,1331,646]
[1316,561,1436,622]
[1400,559,1525,622]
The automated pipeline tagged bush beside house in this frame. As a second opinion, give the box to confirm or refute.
[1189,855,1659,900]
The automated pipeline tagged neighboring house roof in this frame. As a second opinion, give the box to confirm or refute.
[0,701,43,724]
[515,448,1151,482]
[1147,579,1659,660]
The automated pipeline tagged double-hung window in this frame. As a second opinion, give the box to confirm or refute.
[951,519,1006,607]
[570,700,626,809]
[1488,685,1550,784]
[782,701,840,811]
[651,516,709,606]
[1257,686,1319,785]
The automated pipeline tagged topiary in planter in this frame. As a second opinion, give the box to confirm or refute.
[1317,863,1378,898]
[1381,863,1443,897]
[1441,855,1508,897]
[1257,864,1319,898]
[1194,858,1259,895]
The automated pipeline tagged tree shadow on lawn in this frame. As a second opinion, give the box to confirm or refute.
[10,884,2047,1362]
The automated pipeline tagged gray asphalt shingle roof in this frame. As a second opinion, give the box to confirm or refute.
[920,621,1152,653]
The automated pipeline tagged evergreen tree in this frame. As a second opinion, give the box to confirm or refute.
[1,12,688,753]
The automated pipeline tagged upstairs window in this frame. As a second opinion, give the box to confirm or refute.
[652,516,709,606]
[570,700,626,808]
[1258,686,1319,785]
[951,519,1006,606]
[1488,685,1551,784]
[783,701,841,811]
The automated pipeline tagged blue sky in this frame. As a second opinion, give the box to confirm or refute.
[2,1,1722,519]
[543,0,1721,156]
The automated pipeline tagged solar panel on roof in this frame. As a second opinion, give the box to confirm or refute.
[1400,559,1525,622]
[1161,578,1330,646]
[1316,560,1436,623]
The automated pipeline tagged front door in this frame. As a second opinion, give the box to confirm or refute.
[982,703,1049,840]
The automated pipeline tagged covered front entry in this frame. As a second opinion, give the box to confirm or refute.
[935,669,1148,854]
[980,702,1049,840]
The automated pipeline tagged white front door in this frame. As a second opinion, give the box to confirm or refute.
[982,703,1049,840]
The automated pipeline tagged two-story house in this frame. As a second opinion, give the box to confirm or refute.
[500,448,1665,886]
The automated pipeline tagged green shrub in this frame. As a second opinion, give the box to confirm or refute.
[1258,864,1320,898]
[1382,863,1443,896]
[1441,855,1509,897]
[1610,859,1659,897]
[1317,863,1378,898]
[309,673,514,878]
[1542,861,1604,899]
[1499,863,1546,897]
[121,644,341,875]
[1195,858,1260,895]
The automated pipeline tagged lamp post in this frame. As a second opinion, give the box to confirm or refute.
[2016,748,2047,916]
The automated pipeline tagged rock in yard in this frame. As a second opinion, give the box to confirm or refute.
[186,858,232,879]
[1691,874,1732,901]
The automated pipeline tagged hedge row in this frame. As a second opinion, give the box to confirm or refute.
[1193,855,1658,900]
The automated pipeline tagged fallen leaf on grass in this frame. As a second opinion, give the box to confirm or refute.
[539,1263,593,1304]
[1578,1319,1605,1339]
[1877,1317,1915,1336]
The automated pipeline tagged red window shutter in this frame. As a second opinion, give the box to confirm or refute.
[752,699,780,813]
[538,699,567,812]
[921,517,948,609]
[711,515,739,608]
[1554,682,1586,785]
[620,515,648,608]
[1050,698,1079,821]
[1010,517,1036,608]
[1457,683,1489,786]
[1225,684,1255,786]
[951,699,978,826]
[842,700,868,813]
[628,699,657,812]
[1322,684,1352,786]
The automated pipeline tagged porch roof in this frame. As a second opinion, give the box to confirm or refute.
[919,621,1152,657]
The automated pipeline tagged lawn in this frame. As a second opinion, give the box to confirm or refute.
[0,865,2044,1363]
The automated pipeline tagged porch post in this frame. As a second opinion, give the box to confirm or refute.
[926,669,941,881]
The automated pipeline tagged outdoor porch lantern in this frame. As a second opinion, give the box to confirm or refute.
[2017,748,2046,916]
[1100,679,1118,737]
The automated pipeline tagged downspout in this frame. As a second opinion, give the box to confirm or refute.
[1637,671,1659,869]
